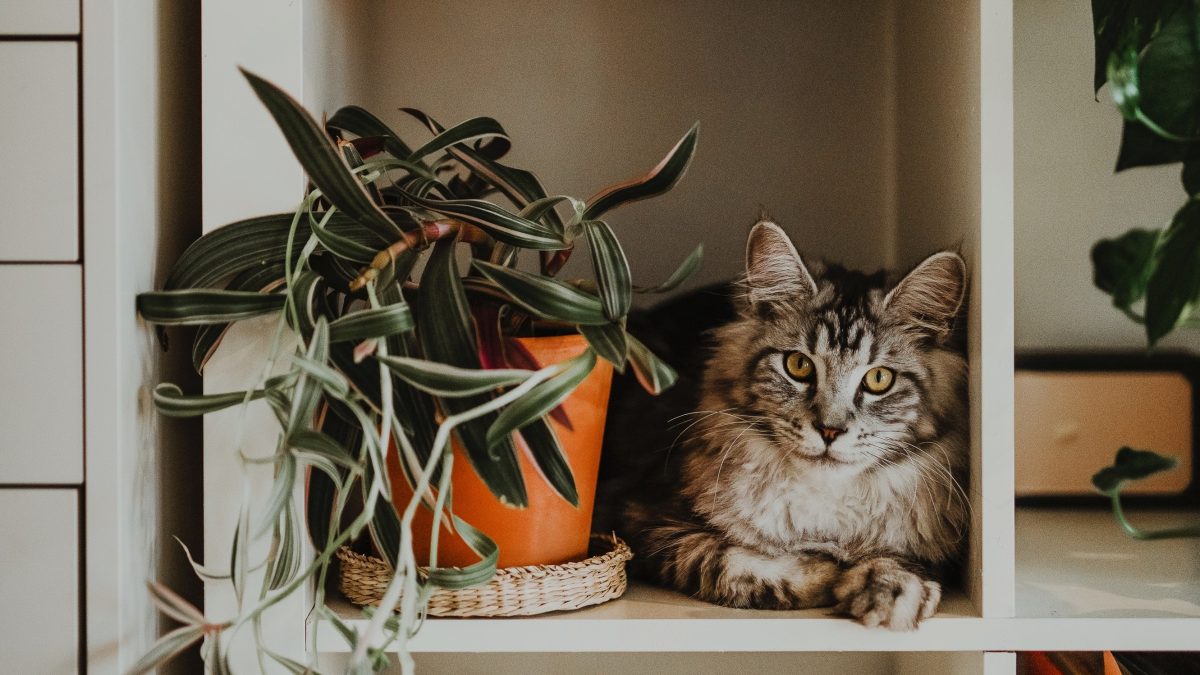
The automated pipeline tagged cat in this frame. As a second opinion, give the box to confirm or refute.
[596,219,969,630]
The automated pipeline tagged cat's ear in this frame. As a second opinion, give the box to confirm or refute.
[745,220,818,310]
[884,251,967,338]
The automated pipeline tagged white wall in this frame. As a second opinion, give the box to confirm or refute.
[1015,0,1189,351]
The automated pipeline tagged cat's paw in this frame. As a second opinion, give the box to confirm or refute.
[833,558,941,631]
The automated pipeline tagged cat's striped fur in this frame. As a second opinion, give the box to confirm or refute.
[597,221,968,630]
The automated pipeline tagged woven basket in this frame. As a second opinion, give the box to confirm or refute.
[337,533,632,617]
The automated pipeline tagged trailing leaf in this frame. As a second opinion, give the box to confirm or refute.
[1092,446,1178,494]
[635,243,704,293]
[627,333,679,395]
[407,116,507,163]
[378,354,533,397]
[473,260,609,325]
[328,304,415,343]
[517,418,579,506]
[579,322,628,371]
[326,105,414,159]
[404,193,567,250]
[152,383,267,417]
[485,349,596,450]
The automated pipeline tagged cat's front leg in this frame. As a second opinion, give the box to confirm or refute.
[833,557,941,630]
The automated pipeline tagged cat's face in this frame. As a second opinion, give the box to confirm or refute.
[705,221,967,471]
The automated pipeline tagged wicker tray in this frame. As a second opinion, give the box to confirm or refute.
[336,534,632,617]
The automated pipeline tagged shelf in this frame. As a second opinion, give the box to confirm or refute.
[1016,506,1200,619]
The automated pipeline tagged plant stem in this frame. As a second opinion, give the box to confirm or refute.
[349,220,486,291]
[1109,493,1200,540]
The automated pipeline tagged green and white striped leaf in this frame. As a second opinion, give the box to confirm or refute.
[127,624,206,675]
[627,333,678,395]
[517,418,578,506]
[241,69,400,242]
[426,515,499,588]
[581,220,632,320]
[485,349,596,450]
[579,322,628,371]
[636,243,703,293]
[407,116,507,162]
[287,318,331,438]
[418,239,528,507]
[326,105,414,159]
[308,209,377,263]
[405,193,567,250]
[138,289,285,325]
[472,260,608,326]
[377,354,533,397]
[583,122,700,219]
[328,304,414,343]
[152,383,266,417]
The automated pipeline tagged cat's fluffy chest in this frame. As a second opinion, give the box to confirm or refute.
[688,437,953,562]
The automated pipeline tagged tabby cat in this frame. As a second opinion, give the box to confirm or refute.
[597,220,969,630]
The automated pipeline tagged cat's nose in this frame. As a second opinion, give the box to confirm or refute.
[813,422,846,445]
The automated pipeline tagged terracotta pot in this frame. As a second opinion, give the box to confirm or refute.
[386,334,614,568]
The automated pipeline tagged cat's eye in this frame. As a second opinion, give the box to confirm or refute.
[784,352,815,381]
[862,367,895,394]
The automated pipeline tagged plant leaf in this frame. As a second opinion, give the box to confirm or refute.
[241,69,400,242]
[127,624,206,675]
[425,515,498,588]
[152,383,266,417]
[1145,199,1200,344]
[626,333,679,395]
[517,418,578,506]
[486,350,596,450]
[326,105,414,159]
[407,116,507,162]
[583,122,700,219]
[472,260,609,325]
[581,220,633,320]
[404,193,567,250]
[1092,228,1159,311]
[328,304,414,343]
[377,354,534,397]
[579,322,628,372]
[635,243,704,293]
[1092,446,1178,494]
[418,238,527,507]
[138,289,285,325]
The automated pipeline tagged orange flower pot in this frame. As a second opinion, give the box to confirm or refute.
[386,334,614,568]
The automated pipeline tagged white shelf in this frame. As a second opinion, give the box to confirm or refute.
[1016,506,1200,619]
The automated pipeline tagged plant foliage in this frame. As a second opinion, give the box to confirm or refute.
[135,69,701,673]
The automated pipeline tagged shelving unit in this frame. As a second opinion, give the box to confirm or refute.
[188,0,1195,673]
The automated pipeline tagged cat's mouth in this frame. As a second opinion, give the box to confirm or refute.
[772,426,855,465]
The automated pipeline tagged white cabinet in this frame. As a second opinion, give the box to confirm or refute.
[0,0,79,35]
[0,42,78,261]
[0,489,78,673]
[0,266,82,483]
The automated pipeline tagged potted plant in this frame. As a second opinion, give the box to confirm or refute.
[1088,0,1200,540]
[132,68,702,673]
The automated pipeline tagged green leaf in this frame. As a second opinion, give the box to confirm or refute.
[635,243,704,293]
[486,350,596,450]
[241,69,400,242]
[517,418,578,506]
[1145,199,1200,344]
[404,193,567,250]
[152,383,266,417]
[127,624,206,675]
[581,220,633,320]
[377,354,533,397]
[138,289,285,325]
[407,116,507,162]
[626,333,679,395]
[418,239,527,507]
[328,304,414,343]
[308,209,378,263]
[579,322,628,371]
[1092,228,1159,311]
[472,260,609,325]
[583,122,700,219]
[326,105,414,159]
[1092,446,1178,494]
[287,318,332,438]
[190,262,288,374]
[426,515,498,588]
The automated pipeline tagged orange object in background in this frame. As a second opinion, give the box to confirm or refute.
[387,334,614,569]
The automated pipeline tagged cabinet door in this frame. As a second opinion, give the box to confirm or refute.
[0,266,82,483]
[0,0,79,35]
[0,489,78,673]
[0,42,78,261]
